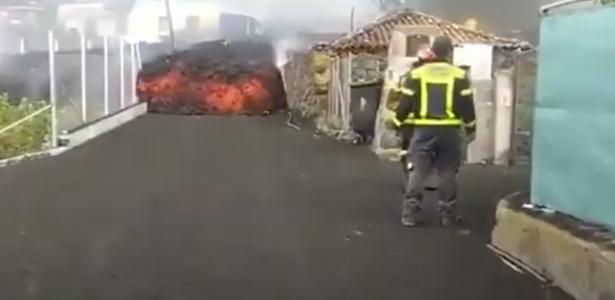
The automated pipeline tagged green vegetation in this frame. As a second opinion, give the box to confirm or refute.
[0,95,51,160]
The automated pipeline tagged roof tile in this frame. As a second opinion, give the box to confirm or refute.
[330,9,530,53]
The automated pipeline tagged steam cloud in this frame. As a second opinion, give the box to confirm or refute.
[219,0,559,43]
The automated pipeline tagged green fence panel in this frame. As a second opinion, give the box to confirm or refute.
[532,5,615,229]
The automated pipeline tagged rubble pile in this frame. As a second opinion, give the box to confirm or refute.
[137,40,286,115]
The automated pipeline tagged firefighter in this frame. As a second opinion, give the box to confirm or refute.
[398,48,436,183]
[394,36,476,227]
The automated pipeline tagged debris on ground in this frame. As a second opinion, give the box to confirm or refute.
[522,203,557,215]
[286,111,301,130]
[315,125,366,145]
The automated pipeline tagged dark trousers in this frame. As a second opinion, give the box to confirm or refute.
[399,125,414,172]
[405,126,461,211]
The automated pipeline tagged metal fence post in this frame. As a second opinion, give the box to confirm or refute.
[103,35,110,115]
[120,38,126,109]
[19,37,25,54]
[48,31,58,148]
[80,31,87,122]
[130,42,137,104]
[136,42,143,69]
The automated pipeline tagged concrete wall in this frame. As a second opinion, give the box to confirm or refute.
[512,51,537,164]
[493,70,514,165]
[127,0,220,43]
[467,79,495,164]
[492,194,615,300]
[490,49,537,166]
[58,3,119,37]
[61,102,148,149]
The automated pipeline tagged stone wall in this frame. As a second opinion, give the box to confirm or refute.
[282,51,329,120]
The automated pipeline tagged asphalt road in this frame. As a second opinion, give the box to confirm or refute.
[0,114,571,300]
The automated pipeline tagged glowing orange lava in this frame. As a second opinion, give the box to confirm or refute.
[137,64,284,115]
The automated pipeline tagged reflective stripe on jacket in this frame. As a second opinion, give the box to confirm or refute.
[395,61,476,128]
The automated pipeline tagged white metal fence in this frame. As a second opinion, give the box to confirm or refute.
[0,30,142,161]
[51,31,142,134]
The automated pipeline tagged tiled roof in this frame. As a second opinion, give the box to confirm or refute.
[330,9,530,53]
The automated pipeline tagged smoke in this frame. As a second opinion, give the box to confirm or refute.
[401,0,547,41]
[218,0,379,35]
[218,0,558,43]
[102,0,137,13]
[373,0,560,43]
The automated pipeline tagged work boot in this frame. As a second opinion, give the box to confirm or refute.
[438,201,462,226]
[401,198,422,227]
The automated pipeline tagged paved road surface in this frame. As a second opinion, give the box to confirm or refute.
[0,115,571,300]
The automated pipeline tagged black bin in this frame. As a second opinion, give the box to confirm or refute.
[350,82,382,139]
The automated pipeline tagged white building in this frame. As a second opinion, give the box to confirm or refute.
[57,2,118,36]
[126,0,221,43]
[57,0,260,43]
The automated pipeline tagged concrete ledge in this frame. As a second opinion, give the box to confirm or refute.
[60,102,147,149]
[0,147,66,168]
[491,192,615,300]
[1,103,147,168]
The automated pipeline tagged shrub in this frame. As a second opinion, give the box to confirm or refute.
[0,94,50,160]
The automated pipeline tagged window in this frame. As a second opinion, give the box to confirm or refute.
[186,16,200,31]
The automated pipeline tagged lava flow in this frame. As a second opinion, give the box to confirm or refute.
[137,40,287,115]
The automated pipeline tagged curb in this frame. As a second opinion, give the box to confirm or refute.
[60,103,148,149]
[0,147,66,168]
[1,103,147,168]
[491,192,615,300]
